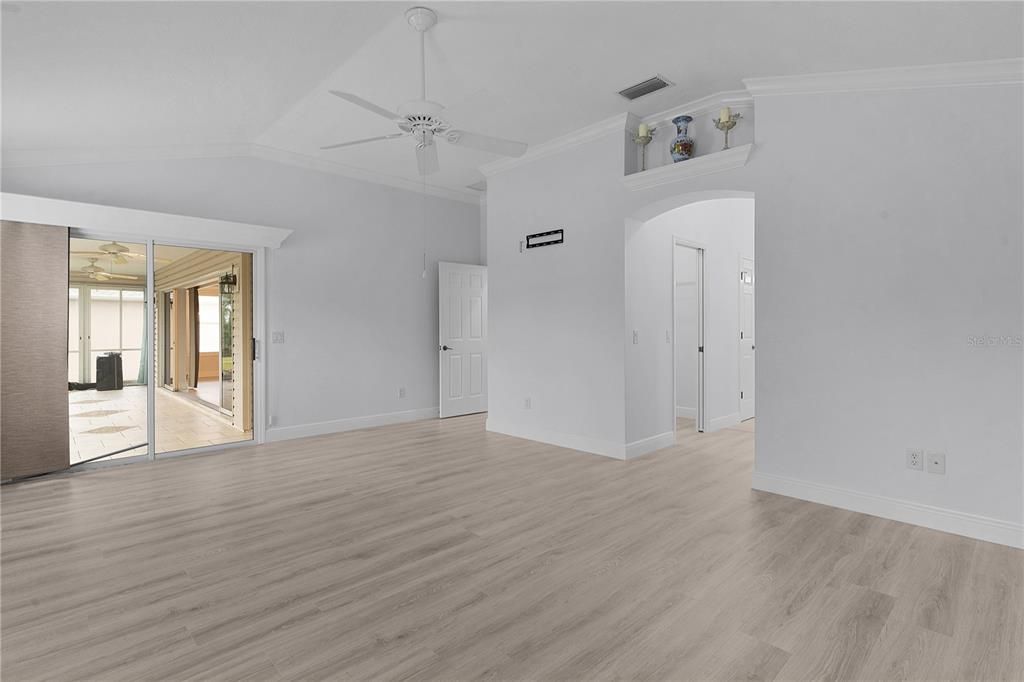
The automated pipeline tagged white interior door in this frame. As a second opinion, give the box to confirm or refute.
[739,257,755,421]
[439,262,487,418]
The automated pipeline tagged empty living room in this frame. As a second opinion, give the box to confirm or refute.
[1,1,1022,680]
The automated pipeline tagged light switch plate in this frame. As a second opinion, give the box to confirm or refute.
[927,452,946,474]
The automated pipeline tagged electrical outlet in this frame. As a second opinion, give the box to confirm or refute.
[271,331,285,344]
[906,449,924,471]
[398,387,406,399]
[524,397,531,409]
[927,452,946,475]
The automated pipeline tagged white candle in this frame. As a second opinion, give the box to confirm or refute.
[719,107,731,123]
[638,123,649,138]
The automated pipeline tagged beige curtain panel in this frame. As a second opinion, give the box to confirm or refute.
[1,221,71,479]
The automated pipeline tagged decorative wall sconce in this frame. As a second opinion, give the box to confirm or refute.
[219,270,238,296]
[632,123,656,171]
[712,107,743,151]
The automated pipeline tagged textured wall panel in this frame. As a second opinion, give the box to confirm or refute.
[1,221,70,479]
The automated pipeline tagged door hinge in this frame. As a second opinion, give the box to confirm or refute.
[740,331,744,339]
[698,345,704,353]
[740,391,744,399]
[252,337,259,360]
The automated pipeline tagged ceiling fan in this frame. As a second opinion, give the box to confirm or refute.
[71,241,165,265]
[320,6,528,176]
[80,258,138,281]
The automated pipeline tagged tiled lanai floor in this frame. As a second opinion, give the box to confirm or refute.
[68,385,249,463]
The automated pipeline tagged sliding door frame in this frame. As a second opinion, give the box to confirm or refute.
[68,228,269,466]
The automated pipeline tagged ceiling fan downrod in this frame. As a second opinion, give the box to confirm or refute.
[405,6,437,101]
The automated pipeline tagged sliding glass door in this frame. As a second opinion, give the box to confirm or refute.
[66,233,257,465]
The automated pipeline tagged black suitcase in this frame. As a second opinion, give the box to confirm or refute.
[96,352,124,391]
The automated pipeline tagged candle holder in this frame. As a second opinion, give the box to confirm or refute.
[632,127,655,171]
[712,113,742,151]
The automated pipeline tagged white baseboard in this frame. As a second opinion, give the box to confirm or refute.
[625,431,676,460]
[751,471,1024,549]
[267,407,439,442]
[675,406,697,418]
[707,412,741,432]
[485,418,627,460]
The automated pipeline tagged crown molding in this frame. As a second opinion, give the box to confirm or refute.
[743,58,1024,97]
[479,112,631,178]
[641,89,754,128]
[247,144,479,205]
[1,143,480,206]
[623,143,752,192]
[0,144,251,169]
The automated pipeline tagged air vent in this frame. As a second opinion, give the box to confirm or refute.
[618,75,674,101]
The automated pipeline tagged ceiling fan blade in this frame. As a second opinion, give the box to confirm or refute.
[447,130,527,157]
[320,133,405,151]
[103,273,138,280]
[416,141,439,176]
[119,252,171,263]
[328,91,401,121]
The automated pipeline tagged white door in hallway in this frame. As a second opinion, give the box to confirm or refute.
[739,257,755,421]
[439,262,487,418]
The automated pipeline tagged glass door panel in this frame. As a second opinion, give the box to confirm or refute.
[153,244,253,455]
[67,237,148,464]
[68,287,81,382]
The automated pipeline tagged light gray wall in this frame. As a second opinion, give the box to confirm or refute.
[1,156,481,434]
[487,81,1023,530]
[485,132,627,456]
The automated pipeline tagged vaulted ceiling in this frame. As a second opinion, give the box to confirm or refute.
[4,1,1022,200]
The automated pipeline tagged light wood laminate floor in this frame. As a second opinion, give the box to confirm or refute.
[3,414,1021,681]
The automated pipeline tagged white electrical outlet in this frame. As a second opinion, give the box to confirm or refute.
[524,397,532,409]
[927,452,946,475]
[398,387,406,399]
[271,331,285,344]
[906,449,924,471]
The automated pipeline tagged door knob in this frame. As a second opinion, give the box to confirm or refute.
[441,345,454,351]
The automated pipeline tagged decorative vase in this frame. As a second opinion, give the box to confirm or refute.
[670,115,695,162]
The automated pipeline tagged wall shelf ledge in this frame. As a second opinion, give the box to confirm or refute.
[624,144,752,191]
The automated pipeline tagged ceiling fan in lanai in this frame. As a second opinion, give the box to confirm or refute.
[80,258,138,281]
[320,6,528,175]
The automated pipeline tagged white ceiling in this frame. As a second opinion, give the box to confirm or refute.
[5,2,1022,198]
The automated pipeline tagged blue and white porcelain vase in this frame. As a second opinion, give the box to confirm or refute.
[670,115,695,162]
